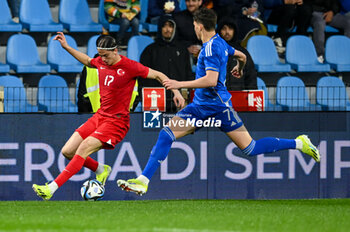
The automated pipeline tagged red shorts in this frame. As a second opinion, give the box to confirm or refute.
[76,111,130,149]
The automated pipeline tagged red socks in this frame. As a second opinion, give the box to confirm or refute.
[54,156,99,188]
[83,156,98,172]
[55,155,85,187]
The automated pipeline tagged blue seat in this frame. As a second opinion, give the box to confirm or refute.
[87,35,99,57]
[180,0,187,10]
[286,35,330,72]
[325,36,350,72]
[59,0,103,32]
[316,76,350,111]
[0,75,38,112]
[19,0,63,32]
[276,76,321,111]
[307,25,339,33]
[127,35,154,62]
[0,1,22,32]
[325,25,339,33]
[267,24,277,33]
[140,0,157,32]
[0,63,10,73]
[267,24,297,33]
[247,36,291,72]
[267,24,339,33]
[38,75,77,113]
[47,35,84,73]
[257,77,282,111]
[6,34,51,73]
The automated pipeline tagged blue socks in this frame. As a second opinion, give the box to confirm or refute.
[142,132,295,180]
[242,137,296,156]
[142,127,175,180]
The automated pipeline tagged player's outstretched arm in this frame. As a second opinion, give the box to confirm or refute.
[231,49,246,78]
[163,70,219,90]
[54,32,92,67]
[147,68,185,109]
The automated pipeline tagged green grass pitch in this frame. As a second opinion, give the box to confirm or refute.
[0,199,349,232]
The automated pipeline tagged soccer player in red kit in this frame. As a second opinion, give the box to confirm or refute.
[32,32,185,200]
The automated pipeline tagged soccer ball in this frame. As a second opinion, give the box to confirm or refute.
[80,179,105,201]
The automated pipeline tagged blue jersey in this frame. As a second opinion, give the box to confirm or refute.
[193,34,235,106]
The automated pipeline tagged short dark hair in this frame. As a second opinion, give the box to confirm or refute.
[193,8,217,31]
[96,35,118,50]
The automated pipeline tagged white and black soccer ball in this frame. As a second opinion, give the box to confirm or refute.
[81,179,105,201]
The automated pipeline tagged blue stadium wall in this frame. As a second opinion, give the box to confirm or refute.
[0,112,349,201]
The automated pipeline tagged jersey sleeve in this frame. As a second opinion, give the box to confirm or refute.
[204,42,221,73]
[89,57,101,68]
[227,43,235,56]
[132,60,149,79]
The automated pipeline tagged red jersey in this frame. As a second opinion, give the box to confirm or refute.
[90,55,149,117]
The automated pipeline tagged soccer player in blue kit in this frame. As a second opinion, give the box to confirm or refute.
[117,8,320,196]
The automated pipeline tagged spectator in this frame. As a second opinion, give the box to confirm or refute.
[210,1,267,47]
[212,0,239,22]
[263,0,313,54]
[174,0,202,59]
[7,0,21,23]
[104,0,141,48]
[311,0,350,63]
[217,17,257,90]
[147,0,181,25]
[235,0,267,47]
[140,15,194,112]
[212,0,263,22]
[77,54,100,113]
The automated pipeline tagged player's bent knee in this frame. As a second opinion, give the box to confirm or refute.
[61,147,74,160]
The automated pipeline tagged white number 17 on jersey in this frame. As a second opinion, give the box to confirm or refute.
[104,75,114,86]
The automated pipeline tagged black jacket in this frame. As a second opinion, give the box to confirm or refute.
[173,10,202,48]
[312,0,340,14]
[140,15,194,112]
[217,17,258,91]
